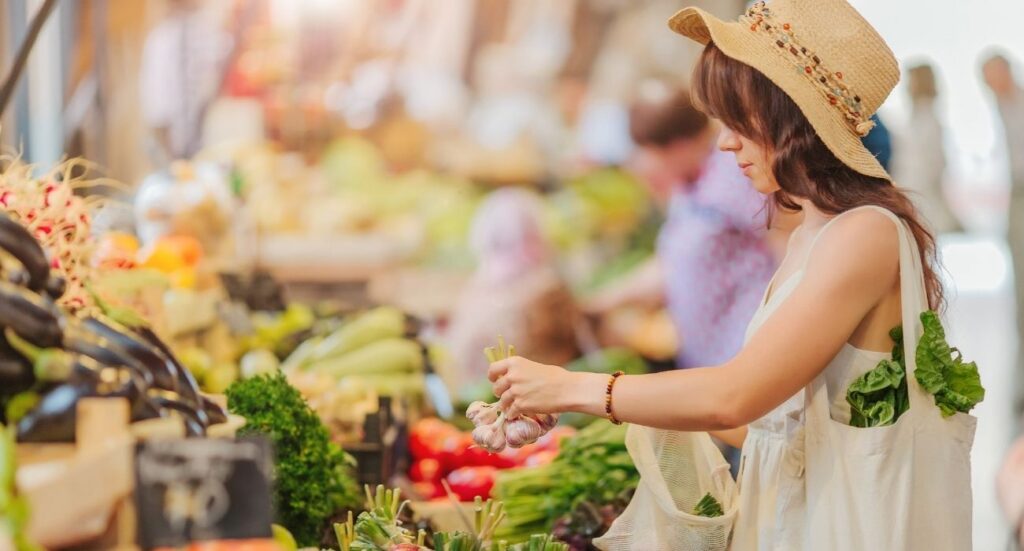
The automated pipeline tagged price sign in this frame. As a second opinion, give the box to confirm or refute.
[134,437,274,548]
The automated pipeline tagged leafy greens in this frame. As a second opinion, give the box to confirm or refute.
[845,311,984,427]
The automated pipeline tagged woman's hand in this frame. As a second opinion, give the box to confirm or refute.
[488,356,605,418]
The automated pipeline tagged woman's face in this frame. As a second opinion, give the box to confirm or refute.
[717,125,778,194]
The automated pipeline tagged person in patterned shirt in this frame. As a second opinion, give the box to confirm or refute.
[588,87,788,369]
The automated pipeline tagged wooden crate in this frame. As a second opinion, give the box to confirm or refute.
[14,397,245,550]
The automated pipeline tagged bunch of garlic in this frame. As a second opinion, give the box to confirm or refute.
[467,401,559,452]
[467,337,559,453]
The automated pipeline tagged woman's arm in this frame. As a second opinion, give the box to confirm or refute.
[709,427,748,448]
[490,210,900,430]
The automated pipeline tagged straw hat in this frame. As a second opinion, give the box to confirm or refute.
[669,0,898,181]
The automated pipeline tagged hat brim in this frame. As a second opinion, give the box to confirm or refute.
[668,7,891,182]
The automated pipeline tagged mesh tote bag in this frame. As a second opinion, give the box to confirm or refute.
[594,426,738,551]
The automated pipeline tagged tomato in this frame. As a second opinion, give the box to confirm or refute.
[445,466,498,501]
[409,418,455,460]
[437,432,472,472]
[409,458,443,482]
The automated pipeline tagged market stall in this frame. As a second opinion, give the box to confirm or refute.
[4,0,999,549]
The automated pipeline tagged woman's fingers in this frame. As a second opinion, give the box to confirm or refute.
[499,390,516,414]
[492,376,511,398]
[488,358,511,382]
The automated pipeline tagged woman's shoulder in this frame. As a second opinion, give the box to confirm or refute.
[805,207,901,288]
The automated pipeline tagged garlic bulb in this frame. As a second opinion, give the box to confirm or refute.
[533,413,559,431]
[505,416,544,448]
[466,401,500,426]
[472,421,507,453]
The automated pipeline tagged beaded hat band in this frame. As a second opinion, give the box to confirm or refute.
[741,2,875,137]
[667,0,900,182]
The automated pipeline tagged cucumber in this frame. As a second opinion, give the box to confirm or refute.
[307,337,423,379]
[308,306,405,364]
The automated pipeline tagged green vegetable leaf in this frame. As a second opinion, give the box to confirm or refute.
[692,492,724,518]
[846,359,906,428]
[915,311,985,417]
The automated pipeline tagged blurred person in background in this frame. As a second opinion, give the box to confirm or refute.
[445,188,580,387]
[139,0,231,165]
[586,86,782,370]
[999,434,1024,548]
[894,63,960,234]
[983,52,1024,419]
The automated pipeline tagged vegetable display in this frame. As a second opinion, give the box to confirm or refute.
[494,423,637,543]
[0,425,40,551]
[335,486,567,551]
[226,372,360,547]
[283,307,424,400]
[408,418,572,502]
[549,490,633,551]
[0,157,105,312]
[0,210,225,440]
[846,311,985,427]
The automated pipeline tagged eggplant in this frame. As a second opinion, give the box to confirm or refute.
[16,361,164,443]
[44,275,66,300]
[81,316,180,393]
[201,395,228,425]
[133,326,204,412]
[0,334,34,395]
[63,333,155,389]
[0,281,63,348]
[0,213,51,293]
[148,390,206,437]
[0,356,33,392]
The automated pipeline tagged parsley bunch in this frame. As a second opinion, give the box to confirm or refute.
[227,372,360,546]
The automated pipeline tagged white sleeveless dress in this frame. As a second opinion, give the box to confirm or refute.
[730,213,892,551]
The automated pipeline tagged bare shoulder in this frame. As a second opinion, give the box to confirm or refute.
[804,208,900,292]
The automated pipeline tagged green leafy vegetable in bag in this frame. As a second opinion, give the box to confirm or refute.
[846,311,985,427]
[847,326,908,428]
[914,311,985,417]
[692,493,724,518]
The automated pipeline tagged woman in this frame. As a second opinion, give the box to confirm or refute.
[446,188,579,386]
[487,1,976,549]
[894,63,961,234]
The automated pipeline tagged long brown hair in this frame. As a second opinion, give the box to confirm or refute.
[692,43,944,310]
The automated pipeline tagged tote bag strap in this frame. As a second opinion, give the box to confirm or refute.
[805,205,933,425]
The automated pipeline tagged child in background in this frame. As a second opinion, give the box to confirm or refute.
[445,188,580,387]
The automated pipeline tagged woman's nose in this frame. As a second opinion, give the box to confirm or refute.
[717,127,741,152]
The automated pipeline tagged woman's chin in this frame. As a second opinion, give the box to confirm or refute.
[750,180,776,195]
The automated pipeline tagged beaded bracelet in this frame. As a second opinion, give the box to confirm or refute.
[605,370,625,425]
